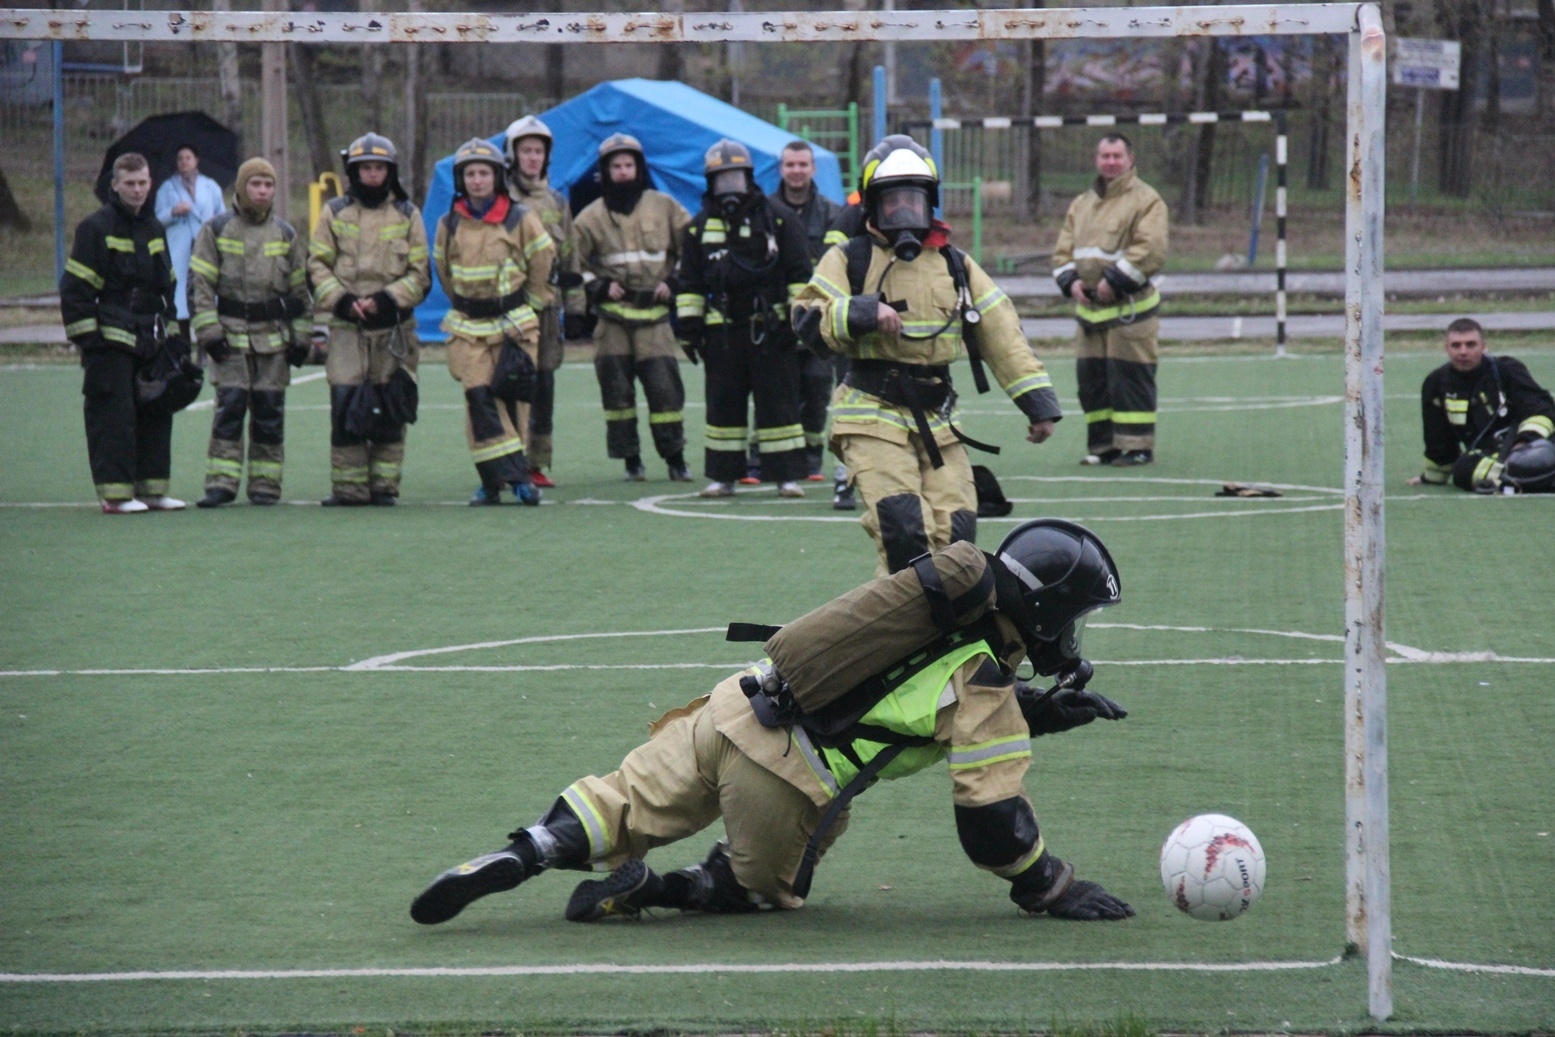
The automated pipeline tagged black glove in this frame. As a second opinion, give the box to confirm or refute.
[563,312,593,340]
[332,293,361,323]
[679,322,704,365]
[585,279,617,306]
[1020,683,1127,737]
[1044,880,1135,921]
[285,338,310,368]
[205,337,233,363]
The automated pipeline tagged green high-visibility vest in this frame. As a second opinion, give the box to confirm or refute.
[819,638,996,786]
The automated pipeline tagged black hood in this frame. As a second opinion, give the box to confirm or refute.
[598,149,650,214]
[348,163,408,207]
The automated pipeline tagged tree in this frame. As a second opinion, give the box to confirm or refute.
[1539,0,1555,115]
[1022,1,1046,218]
[290,43,334,179]
[1437,0,1486,197]
[0,166,30,233]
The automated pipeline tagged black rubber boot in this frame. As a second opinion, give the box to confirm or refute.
[565,858,666,922]
[410,840,539,925]
[196,487,236,509]
[661,841,759,914]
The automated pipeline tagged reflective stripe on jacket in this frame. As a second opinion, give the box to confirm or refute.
[432,196,555,341]
[574,190,691,327]
[188,211,312,352]
[1052,170,1168,331]
[308,195,432,324]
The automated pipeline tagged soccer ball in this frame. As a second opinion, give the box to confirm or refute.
[1159,814,1266,921]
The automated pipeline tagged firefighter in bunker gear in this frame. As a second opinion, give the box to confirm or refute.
[676,139,813,497]
[309,133,431,505]
[435,137,555,506]
[188,158,313,507]
[60,152,185,512]
[506,116,583,486]
[1412,319,1555,493]
[791,137,1062,575]
[769,140,850,485]
[1052,134,1168,467]
[574,134,694,481]
[410,520,1132,925]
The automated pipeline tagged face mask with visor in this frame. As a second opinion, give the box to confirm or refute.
[874,184,931,260]
[711,169,751,214]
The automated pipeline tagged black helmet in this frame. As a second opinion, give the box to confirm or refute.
[992,519,1121,675]
[704,138,756,214]
[1503,436,1555,493]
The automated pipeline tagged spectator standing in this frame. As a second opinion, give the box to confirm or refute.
[154,144,224,338]
[1051,134,1168,467]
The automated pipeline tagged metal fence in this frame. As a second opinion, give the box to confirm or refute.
[1,74,541,183]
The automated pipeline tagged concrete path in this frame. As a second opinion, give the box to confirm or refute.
[999,266,1555,298]
[1022,309,1555,342]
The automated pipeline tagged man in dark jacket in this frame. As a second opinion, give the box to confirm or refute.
[60,152,185,513]
[770,140,851,491]
[1410,318,1555,493]
[675,139,813,499]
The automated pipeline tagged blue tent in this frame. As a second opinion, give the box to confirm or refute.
[416,78,846,341]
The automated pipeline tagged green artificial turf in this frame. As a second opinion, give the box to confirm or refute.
[1,347,1552,1034]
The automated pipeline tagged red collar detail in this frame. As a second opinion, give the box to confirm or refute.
[454,194,511,225]
[924,219,952,250]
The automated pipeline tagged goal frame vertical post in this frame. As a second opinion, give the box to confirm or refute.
[1343,2,1392,1021]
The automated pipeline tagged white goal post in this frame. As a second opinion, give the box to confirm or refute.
[0,3,1393,1021]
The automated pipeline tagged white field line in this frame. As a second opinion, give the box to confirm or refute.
[185,370,326,410]
[0,956,1349,983]
[959,395,1345,416]
[1396,954,1555,977]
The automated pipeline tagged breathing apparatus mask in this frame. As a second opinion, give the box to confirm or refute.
[875,184,932,261]
[711,168,750,217]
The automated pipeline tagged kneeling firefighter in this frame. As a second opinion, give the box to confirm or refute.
[188,158,313,507]
[675,139,813,499]
[411,519,1134,925]
[308,133,431,506]
[792,137,1063,575]
[434,137,555,505]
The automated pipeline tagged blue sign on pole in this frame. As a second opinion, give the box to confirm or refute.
[872,65,887,145]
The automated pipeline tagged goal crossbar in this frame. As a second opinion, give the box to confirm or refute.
[0,3,1362,43]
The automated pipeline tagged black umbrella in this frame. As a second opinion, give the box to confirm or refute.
[94,111,240,205]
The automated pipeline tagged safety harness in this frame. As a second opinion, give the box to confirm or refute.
[840,233,999,468]
[728,551,1006,898]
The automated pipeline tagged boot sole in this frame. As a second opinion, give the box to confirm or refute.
[565,858,650,923]
[410,853,525,925]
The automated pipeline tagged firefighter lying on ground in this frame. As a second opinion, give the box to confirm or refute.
[1408,317,1555,494]
[410,519,1134,926]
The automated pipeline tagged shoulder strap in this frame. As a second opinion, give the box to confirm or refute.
[326,195,352,216]
[210,210,235,236]
[394,198,416,218]
[941,245,991,394]
[726,622,782,643]
[275,218,296,243]
[844,233,874,297]
[791,742,911,899]
[504,199,528,232]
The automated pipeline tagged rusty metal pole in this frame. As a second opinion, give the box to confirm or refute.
[1344,2,1390,1021]
[260,0,289,221]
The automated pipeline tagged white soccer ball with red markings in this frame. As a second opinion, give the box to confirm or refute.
[1159,814,1266,921]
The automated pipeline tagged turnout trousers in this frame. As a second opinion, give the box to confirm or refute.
[797,350,846,476]
[834,430,978,576]
[702,326,807,484]
[1075,313,1159,454]
[205,350,290,500]
[80,346,173,502]
[560,693,846,910]
[326,324,419,503]
[592,318,686,461]
[526,308,564,472]
[447,333,533,490]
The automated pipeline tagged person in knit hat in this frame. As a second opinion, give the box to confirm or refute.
[187,157,314,506]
